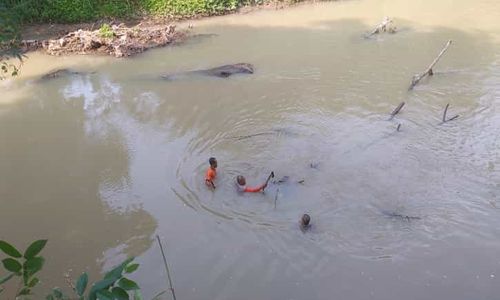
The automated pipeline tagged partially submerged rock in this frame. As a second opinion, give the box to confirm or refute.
[21,24,186,58]
[161,63,254,80]
[38,68,91,81]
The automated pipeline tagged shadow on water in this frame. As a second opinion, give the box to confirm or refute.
[2,16,500,300]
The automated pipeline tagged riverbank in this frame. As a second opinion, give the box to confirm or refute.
[12,0,326,58]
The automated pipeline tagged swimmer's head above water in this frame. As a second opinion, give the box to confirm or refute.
[301,214,311,228]
[236,175,246,186]
[209,157,217,169]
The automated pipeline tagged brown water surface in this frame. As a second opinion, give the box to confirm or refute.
[2,0,500,299]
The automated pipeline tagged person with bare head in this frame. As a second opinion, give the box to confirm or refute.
[205,157,217,189]
[236,175,268,193]
[300,214,311,230]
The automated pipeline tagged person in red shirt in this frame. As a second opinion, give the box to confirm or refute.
[205,157,217,189]
[236,175,268,193]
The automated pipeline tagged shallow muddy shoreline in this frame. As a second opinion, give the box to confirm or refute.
[17,0,329,57]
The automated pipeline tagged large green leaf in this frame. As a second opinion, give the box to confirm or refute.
[124,263,139,274]
[96,290,114,300]
[17,287,31,296]
[117,278,139,291]
[0,241,22,258]
[53,287,63,299]
[24,240,47,259]
[2,258,21,273]
[88,277,116,300]
[104,258,135,282]
[28,277,39,288]
[151,290,167,300]
[24,257,45,276]
[76,272,88,296]
[112,286,129,300]
[0,273,15,285]
[133,290,143,300]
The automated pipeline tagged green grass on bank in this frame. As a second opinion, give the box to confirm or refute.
[2,0,291,24]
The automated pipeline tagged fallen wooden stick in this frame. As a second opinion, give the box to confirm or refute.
[389,102,405,120]
[409,40,452,90]
[442,103,449,122]
[366,17,395,38]
[396,123,402,131]
[442,103,459,123]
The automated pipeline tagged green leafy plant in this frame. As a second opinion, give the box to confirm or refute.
[98,24,115,39]
[0,239,152,300]
[0,239,47,297]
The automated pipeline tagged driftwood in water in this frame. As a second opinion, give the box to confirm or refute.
[396,123,402,131]
[366,17,397,38]
[441,103,459,123]
[389,101,405,120]
[409,40,452,90]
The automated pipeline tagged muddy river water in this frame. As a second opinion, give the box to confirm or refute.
[2,0,500,299]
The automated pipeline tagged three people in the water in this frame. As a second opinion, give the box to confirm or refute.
[204,157,311,229]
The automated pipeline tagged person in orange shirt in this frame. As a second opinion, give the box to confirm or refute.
[236,175,268,193]
[205,157,217,189]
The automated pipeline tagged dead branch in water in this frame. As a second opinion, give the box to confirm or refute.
[442,103,449,122]
[441,103,459,123]
[396,123,401,131]
[409,40,452,90]
[389,102,405,120]
[366,17,396,38]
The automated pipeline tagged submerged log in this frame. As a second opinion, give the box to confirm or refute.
[366,17,397,38]
[409,40,452,90]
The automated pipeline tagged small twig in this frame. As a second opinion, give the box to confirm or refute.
[396,123,401,131]
[389,102,405,120]
[409,40,452,90]
[156,235,177,300]
[442,103,459,123]
[442,103,449,123]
